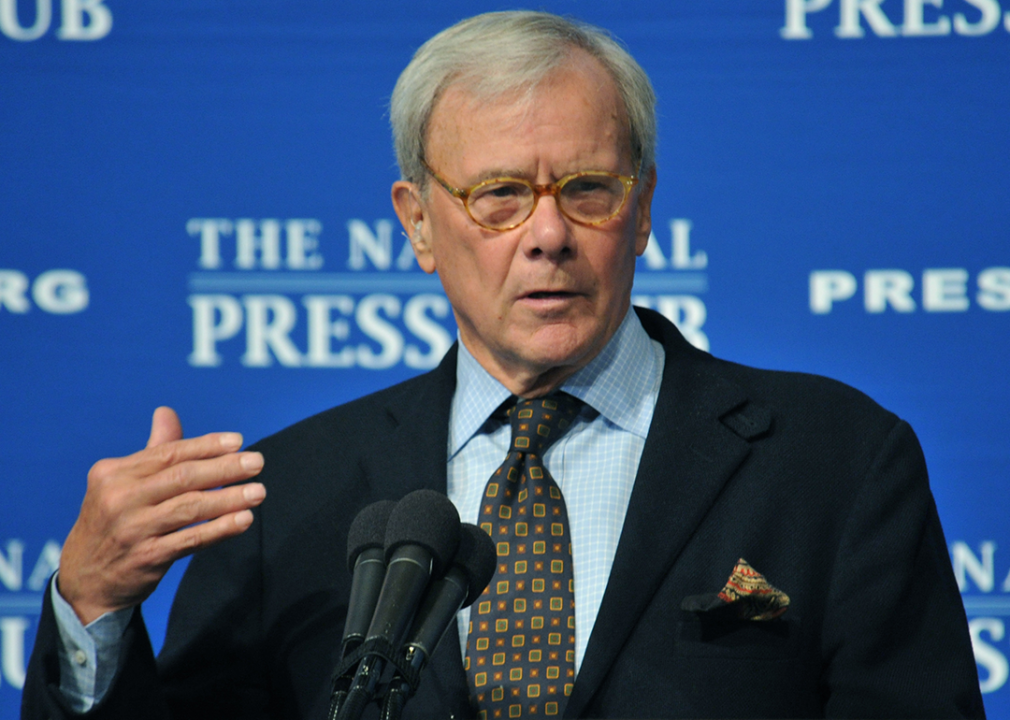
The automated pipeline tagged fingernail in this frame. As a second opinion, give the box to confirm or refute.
[240,452,263,472]
[235,510,254,528]
[220,433,243,449]
[243,483,266,502]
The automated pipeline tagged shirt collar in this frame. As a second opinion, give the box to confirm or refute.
[448,308,660,459]
[560,309,659,440]
[448,340,514,460]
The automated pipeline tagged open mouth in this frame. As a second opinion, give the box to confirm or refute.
[526,291,575,299]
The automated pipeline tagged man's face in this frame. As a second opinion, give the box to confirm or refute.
[393,51,655,396]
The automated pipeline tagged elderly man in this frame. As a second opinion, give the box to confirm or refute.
[24,10,982,720]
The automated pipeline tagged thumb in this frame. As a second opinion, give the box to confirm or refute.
[147,406,183,448]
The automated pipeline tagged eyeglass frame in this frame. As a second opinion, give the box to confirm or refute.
[419,158,640,232]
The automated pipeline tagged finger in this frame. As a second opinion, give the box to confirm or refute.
[138,450,263,505]
[142,482,267,537]
[147,407,183,448]
[152,508,259,565]
[124,431,246,479]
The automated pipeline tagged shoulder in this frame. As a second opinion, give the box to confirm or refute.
[257,361,453,453]
[247,345,457,479]
[716,356,897,433]
[636,307,903,448]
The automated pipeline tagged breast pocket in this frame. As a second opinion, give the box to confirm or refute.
[674,609,802,659]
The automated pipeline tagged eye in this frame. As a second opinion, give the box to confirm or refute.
[559,174,628,222]
[565,178,610,194]
[488,184,520,198]
[472,181,529,201]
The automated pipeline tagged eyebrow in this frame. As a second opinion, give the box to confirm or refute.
[465,166,620,186]
[466,168,530,184]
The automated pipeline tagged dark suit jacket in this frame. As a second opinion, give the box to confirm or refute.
[24,308,984,719]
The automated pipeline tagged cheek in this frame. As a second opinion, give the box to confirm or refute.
[431,228,516,303]
[451,237,514,285]
[590,237,638,289]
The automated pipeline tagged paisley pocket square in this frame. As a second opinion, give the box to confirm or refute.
[680,558,790,621]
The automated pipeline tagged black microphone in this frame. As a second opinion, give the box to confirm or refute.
[379,523,497,720]
[337,490,461,720]
[343,501,398,655]
[400,523,497,664]
[328,500,396,720]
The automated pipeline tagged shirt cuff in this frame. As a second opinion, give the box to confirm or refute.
[51,573,134,712]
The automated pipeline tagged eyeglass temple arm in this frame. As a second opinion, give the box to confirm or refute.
[421,160,468,199]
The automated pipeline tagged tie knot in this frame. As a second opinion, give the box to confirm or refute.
[507,392,582,455]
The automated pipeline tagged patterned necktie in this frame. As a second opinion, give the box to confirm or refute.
[465,393,582,720]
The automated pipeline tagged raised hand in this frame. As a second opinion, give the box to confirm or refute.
[57,407,266,625]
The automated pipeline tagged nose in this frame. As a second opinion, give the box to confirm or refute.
[522,193,572,261]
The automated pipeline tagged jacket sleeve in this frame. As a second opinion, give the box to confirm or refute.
[821,419,985,718]
[21,582,170,720]
[21,501,267,720]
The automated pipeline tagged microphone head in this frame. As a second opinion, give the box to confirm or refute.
[384,489,460,576]
[346,500,397,572]
[455,523,498,607]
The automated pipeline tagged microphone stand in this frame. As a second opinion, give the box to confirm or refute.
[327,635,362,720]
[378,646,424,720]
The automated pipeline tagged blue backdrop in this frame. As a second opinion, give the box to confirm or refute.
[2,1,1008,717]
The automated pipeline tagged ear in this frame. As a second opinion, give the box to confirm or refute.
[392,180,436,274]
[633,165,657,257]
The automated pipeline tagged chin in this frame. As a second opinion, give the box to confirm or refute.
[519,326,606,372]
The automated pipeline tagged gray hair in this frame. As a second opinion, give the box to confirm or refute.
[390,11,656,186]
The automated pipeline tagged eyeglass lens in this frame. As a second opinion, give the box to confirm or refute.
[468,175,629,229]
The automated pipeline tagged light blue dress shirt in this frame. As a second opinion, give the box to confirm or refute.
[447,308,664,673]
[51,574,133,712]
[52,307,664,706]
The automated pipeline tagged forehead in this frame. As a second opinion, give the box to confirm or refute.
[425,51,633,180]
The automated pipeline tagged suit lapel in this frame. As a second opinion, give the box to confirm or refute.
[362,345,475,717]
[357,313,767,718]
[365,344,458,499]
[565,311,759,718]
